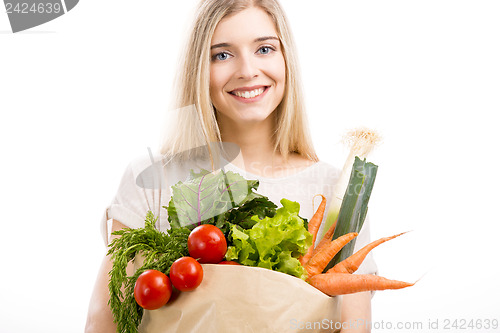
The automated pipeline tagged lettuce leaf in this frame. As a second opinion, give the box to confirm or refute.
[166,169,276,231]
[225,199,312,280]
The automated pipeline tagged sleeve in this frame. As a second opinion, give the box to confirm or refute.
[100,155,170,245]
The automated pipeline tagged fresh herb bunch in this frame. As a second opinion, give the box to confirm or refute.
[107,211,190,333]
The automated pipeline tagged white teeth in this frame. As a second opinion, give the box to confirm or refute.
[233,87,265,99]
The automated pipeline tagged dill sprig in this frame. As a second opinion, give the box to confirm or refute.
[107,211,190,333]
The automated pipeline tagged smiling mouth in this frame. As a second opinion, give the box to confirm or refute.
[229,86,268,99]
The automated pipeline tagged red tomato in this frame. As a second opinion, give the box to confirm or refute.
[218,261,241,265]
[188,224,227,263]
[134,269,172,310]
[169,257,204,291]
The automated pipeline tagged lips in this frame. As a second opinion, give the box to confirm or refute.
[229,85,269,100]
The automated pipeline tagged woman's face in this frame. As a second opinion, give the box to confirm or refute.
[209,7,286,126]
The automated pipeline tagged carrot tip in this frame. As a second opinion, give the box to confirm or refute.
[414,270,430,284]
[311,194,325,212]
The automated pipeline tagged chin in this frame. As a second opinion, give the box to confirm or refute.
[234,109,275,124]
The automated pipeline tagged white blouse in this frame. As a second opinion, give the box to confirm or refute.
[101,153,377,275]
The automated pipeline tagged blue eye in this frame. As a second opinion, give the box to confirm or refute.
[258,46,273,55]
[213,52,230,61]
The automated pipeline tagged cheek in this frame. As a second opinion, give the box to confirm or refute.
[209,67,220,95]
[210,65,230,105]
[270,56,286,96]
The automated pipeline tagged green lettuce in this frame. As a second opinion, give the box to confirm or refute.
[165,169,277,236]
[225,199,312,280]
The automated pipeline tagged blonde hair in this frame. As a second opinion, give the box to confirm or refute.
[160,0,318,164]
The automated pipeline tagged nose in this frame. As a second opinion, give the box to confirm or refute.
[236,54,258,80]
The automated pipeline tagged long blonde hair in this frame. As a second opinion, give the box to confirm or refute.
[160,0,318,164]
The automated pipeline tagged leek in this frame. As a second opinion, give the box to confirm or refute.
[324,157,378,271]
[320,127,381,239]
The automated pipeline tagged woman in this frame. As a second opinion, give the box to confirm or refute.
[86,0,376,332]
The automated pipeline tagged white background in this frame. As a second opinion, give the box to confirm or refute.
[1,1,499,332]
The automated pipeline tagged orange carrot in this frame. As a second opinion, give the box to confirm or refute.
[304,232,358,278]
[299,195,327,265]
[310,272,414,296]
[311,219,337,258]
[308,194,327,242]
[327,232,407,274]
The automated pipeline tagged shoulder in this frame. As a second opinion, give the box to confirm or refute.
[124,152,216,190]
[118,153,168,190]
[288,153,339,172]
[125,153,164,173]
[301,160,340,184]
[313,160,340,175]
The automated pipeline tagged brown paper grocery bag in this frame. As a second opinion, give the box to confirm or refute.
[138,264,341,333]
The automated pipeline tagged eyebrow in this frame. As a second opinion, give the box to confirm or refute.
[210,36,279,50]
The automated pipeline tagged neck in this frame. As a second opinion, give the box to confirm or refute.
[218,114,280,174]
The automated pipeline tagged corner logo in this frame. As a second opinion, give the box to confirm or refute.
[4,0,78,33]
